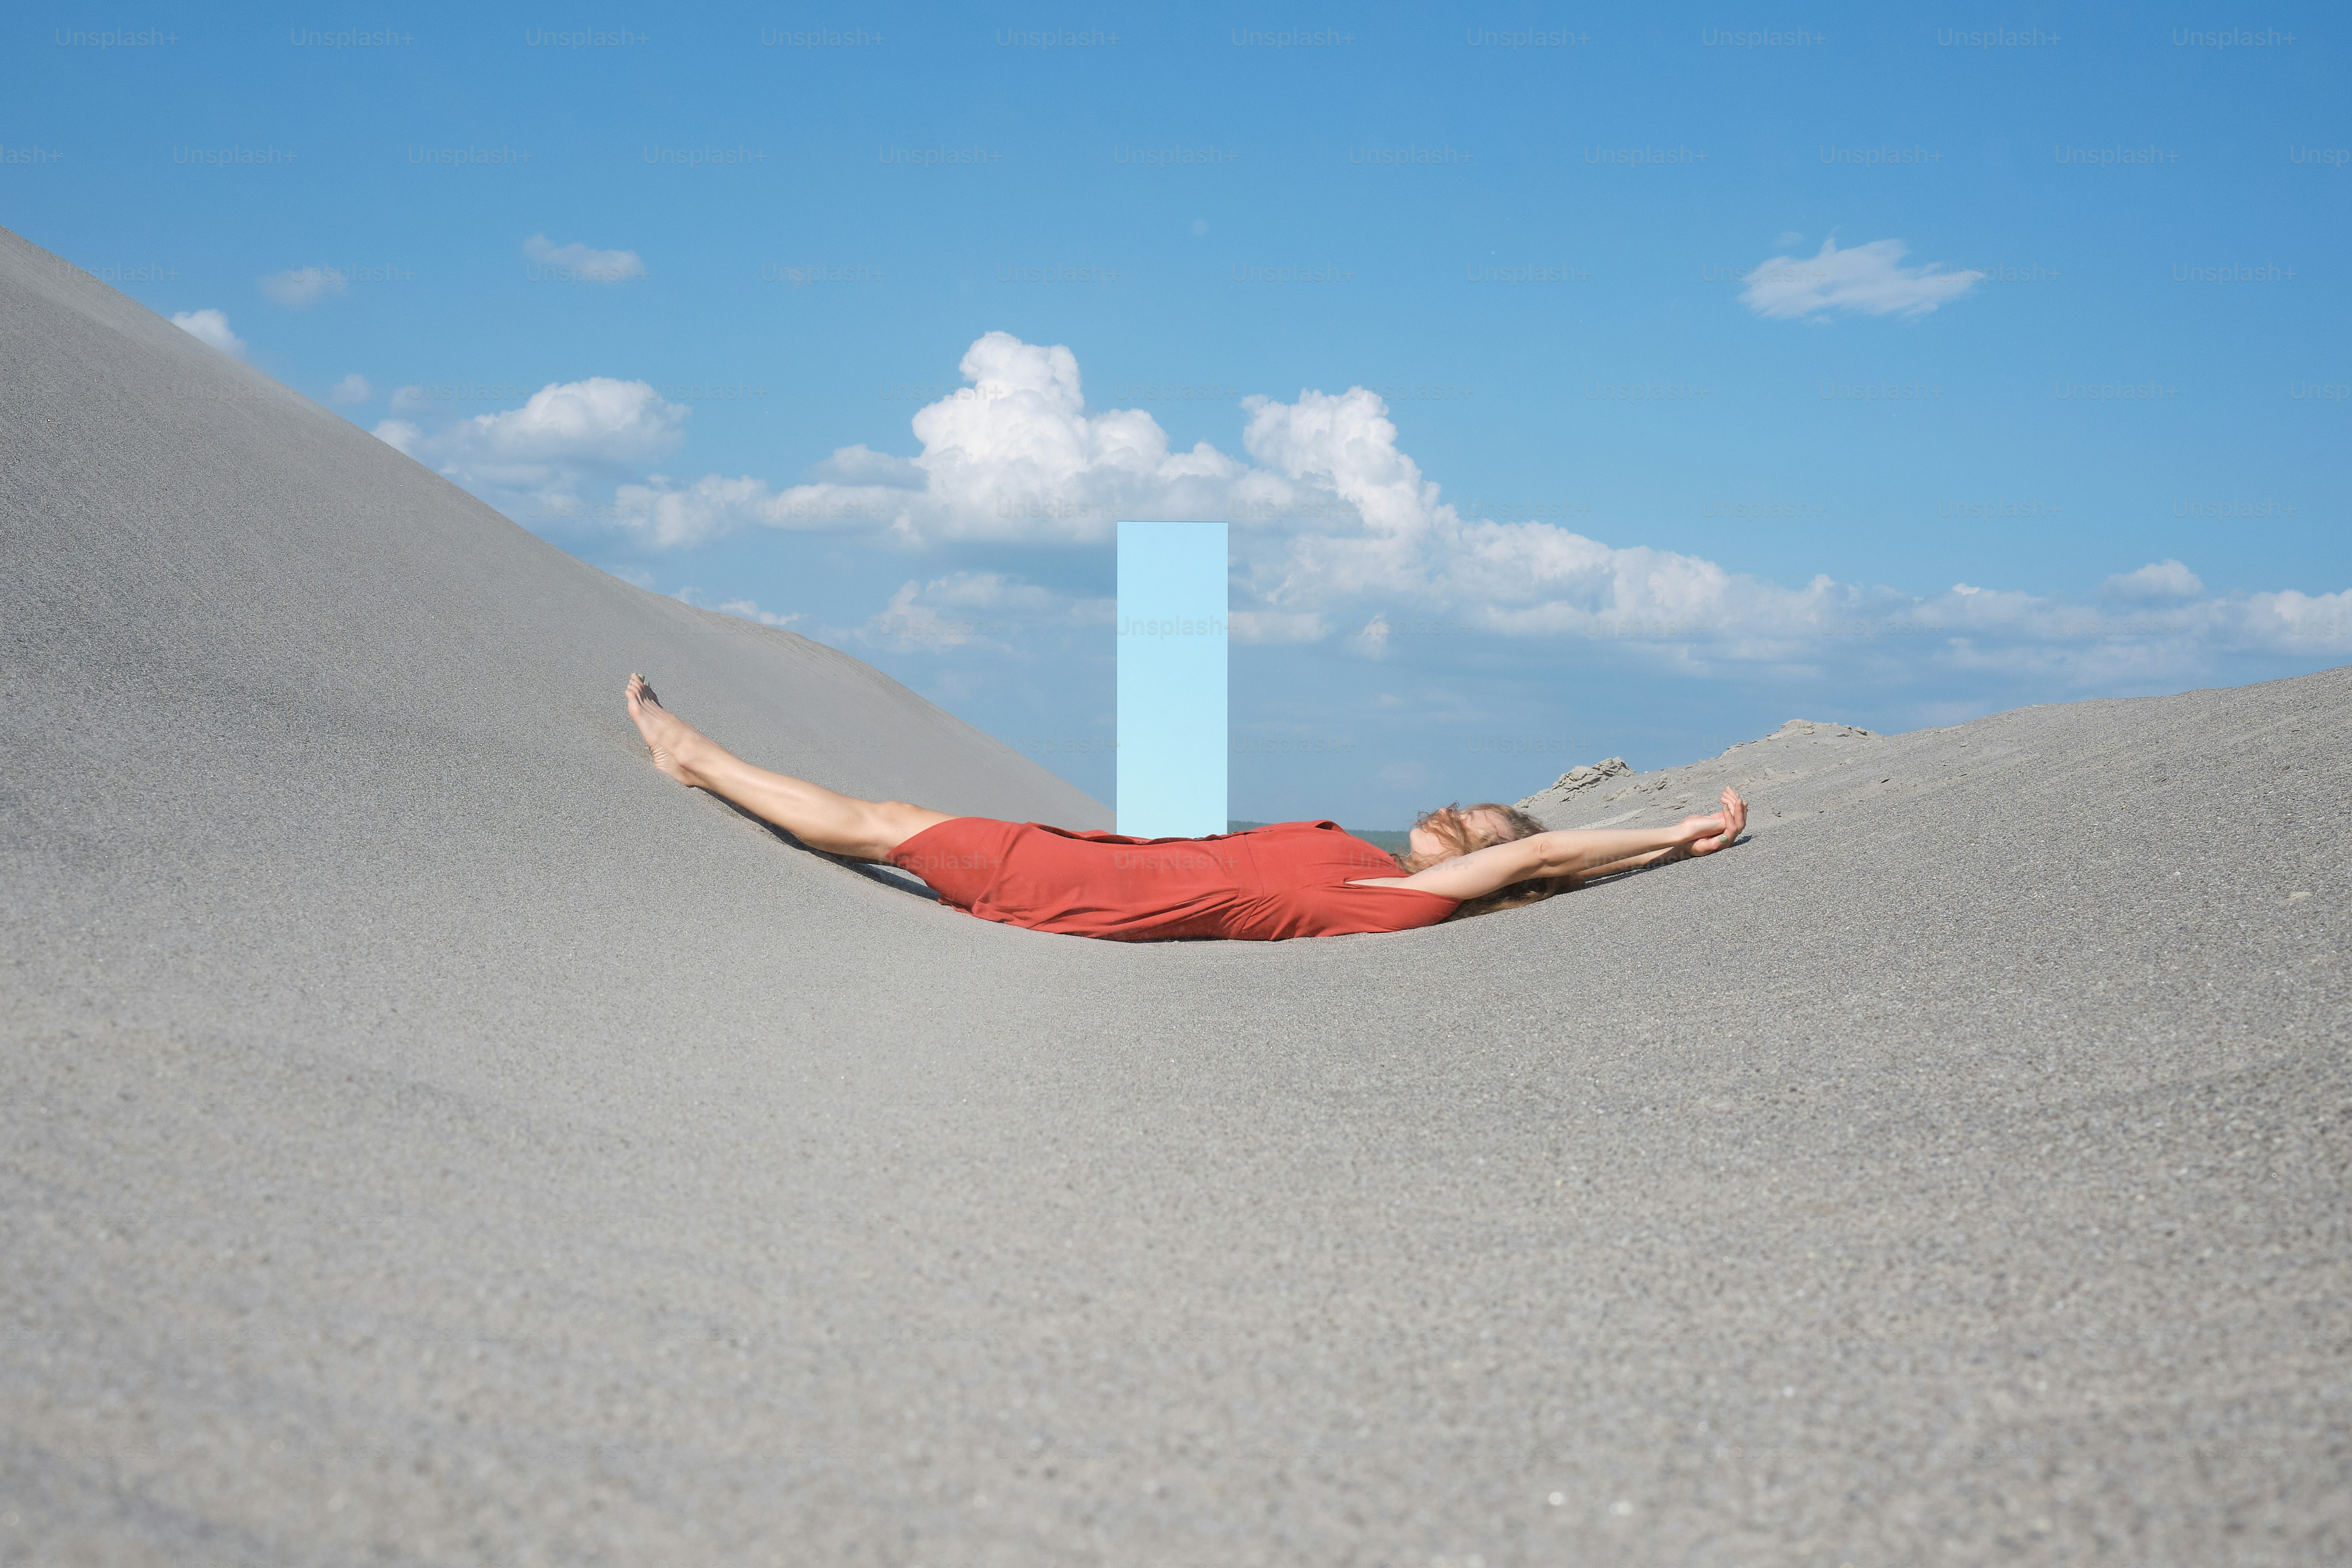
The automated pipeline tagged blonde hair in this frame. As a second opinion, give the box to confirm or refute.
[1402,801,1572,921]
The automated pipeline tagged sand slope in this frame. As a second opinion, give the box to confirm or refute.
[5,225,2349,1566]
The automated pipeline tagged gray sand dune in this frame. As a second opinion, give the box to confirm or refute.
[1519,718,1894,828]
[1519,717,2060,845]
[4,224,2349,1566]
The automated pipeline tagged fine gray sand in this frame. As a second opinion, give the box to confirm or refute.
[4,223,2349,1566]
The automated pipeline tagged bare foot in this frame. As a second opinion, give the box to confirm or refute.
[625,673,707,786]
[1681,786,1747,855]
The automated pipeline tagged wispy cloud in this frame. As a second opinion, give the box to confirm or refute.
[522,234,646,283]
[674,586,800,627]
[261,265,347,308]
[325,372,372,405]
[2101,559,2203,602]
[854,571,1109,654]
[170,308,246,357]
[1232,610,1331,645]
[1739,236,1984,320]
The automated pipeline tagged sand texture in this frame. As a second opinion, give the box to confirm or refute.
[4,224,2349,1566]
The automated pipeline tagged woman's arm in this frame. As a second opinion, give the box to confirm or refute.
[1349,790,1745,901]
[1348,834,1555,901]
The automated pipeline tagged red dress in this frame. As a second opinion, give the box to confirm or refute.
[889,819,1459,941]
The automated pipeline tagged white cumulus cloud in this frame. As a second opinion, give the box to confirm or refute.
[370,332,2352,686]
[523,234,647,283]
[326,373,372,405]
[171,309,246,357]
[598,331,1259,549]
[371,419,421,456]
[261,266,348,308]
[373,377,688,508]
[1740,237,1985,320]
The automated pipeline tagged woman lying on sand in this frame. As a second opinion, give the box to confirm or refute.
[626,674,1745,941]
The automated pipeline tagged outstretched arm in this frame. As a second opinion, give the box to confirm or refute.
[1352,788,1747,902]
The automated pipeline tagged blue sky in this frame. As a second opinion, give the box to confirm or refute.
[9,0,2346,823]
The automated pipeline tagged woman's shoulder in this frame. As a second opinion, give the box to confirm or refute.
[1247,819,1399,852]
[1237,823,1452,919]
[1246,820,1402,864]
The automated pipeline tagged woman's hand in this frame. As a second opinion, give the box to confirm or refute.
[1680,787,1746,854]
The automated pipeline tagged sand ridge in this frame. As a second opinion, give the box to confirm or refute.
[5,222,2349,1566]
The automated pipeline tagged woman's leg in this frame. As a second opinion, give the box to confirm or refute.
[625,674,951,861]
